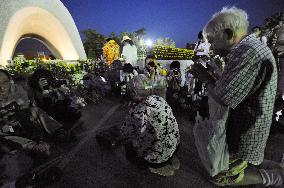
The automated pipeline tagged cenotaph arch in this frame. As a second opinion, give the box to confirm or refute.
[0,0,86,66]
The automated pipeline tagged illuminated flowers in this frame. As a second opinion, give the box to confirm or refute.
[102,40,120,66]
[153,46,194,60]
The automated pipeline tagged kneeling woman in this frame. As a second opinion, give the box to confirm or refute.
[121,74,180,176]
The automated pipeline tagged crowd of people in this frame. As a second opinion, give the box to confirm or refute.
[1,6,284,188]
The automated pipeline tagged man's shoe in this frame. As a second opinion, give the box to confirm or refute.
[210,171,244,186]
[226,158,248,176]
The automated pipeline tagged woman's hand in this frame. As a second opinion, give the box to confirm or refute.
[38,78,49,90]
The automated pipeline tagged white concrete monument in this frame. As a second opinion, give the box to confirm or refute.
[0,0,87,66]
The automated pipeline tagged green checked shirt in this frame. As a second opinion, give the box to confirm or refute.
[215,34,277,165]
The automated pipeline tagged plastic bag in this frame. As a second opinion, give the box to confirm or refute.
[193,96,230,177]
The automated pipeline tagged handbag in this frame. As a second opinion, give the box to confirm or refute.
[193,96,230,177]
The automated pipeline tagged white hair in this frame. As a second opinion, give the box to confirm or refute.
[204,6,249,37]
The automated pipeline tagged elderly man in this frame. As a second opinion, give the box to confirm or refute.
[192,7,283,187]
[120,74,180,176]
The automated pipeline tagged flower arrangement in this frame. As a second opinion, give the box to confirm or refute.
[5,59,88,87]
[102,40,120,65]
[153,46,194,60]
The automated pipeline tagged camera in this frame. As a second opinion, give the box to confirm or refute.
[53,79,68,88]
[148,61,157,69]
[172,68,181,77]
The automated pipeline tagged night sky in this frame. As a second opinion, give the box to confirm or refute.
[61,0,284,47]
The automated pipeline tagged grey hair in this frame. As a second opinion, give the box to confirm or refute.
[128,74,152,99]
[203,6,249,38]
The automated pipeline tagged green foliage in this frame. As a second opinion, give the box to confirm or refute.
[82,29,105,59]
[154,37,176,47]
[81,28,148,60]
[5,58,89,87]
[87,48,96,60]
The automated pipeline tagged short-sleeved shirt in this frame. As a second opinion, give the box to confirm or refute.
[122,44,138,66]
[194,41,211,56]
[121,95,180,164]
[215,34,277,165]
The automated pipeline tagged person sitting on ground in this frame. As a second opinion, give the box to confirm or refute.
[86,67,111,97]
[121,74,180,176]
[192,6,283,187]
[29,69,85,129]
[0,69,65,157]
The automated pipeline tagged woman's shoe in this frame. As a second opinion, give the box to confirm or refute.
[149,164,175,177]
[170,156,180,170]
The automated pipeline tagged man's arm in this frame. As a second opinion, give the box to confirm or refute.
[214,46,262,109]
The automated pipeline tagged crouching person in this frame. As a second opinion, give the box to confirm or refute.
[0,69,65,157]
[120,74,180,176]
[29,69,85,129]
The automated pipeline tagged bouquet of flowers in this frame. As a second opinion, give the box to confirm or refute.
[102,40,120,65]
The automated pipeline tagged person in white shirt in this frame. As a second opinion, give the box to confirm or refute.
[194,31,211,60]
[121,36,138,67]
[252,26,268,45]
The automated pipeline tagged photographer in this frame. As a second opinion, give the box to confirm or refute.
[29,69,84,129]
[166,61,182,108]
[144,55,167,98]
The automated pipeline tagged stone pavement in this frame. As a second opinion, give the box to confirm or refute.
[42,98,284,188]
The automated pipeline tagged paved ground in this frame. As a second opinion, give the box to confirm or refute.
[47,97,284,188]
[1,97,284,188]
